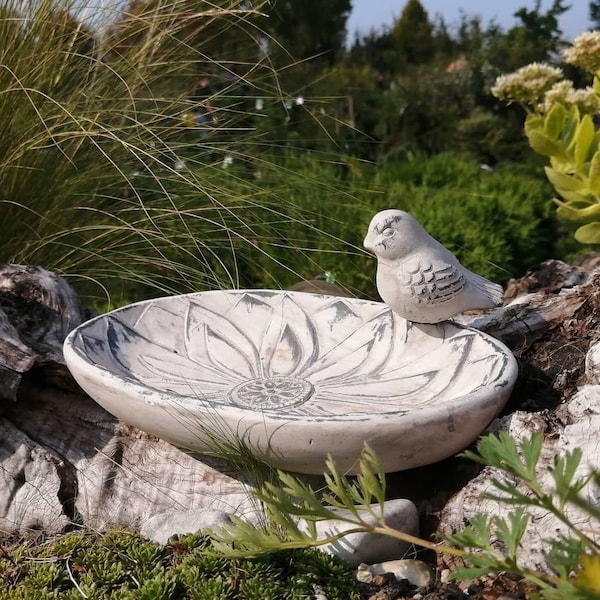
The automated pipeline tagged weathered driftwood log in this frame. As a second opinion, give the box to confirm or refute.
[0,265,91,402]
[0,265,256,538]
[1,258,599,543]
[457,258,600,411]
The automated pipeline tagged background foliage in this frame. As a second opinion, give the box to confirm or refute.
[0,0,596,309]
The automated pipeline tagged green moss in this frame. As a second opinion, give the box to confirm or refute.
[0,529,360,600]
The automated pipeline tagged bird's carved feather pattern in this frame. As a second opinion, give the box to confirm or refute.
[401,259,466,305]
[365,209,504,322]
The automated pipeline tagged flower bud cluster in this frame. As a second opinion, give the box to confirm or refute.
[563,31,600,74]
[491,63,563,108]
[492,33,600,115]
[541,81,599,115]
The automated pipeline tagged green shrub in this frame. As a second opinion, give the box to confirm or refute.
[231,152,562,297]
[376,153,559,283]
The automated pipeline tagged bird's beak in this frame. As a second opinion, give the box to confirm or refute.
[363,235,375,254]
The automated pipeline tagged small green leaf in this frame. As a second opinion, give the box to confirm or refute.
[525,113,544,136]
[564,104,582,150]
[575,115,596,169]
[521,432,543,478]
[492,509,529,560]
[575,222,600,243]
[550,154,577,172]
[544,103,567,139]
[545,167,586,191]
[528,130,568,159]
[356,443,386,507]
[557,202,600,220]
[468,432,539,483]
[445,514,493,551]
[485,479,540,507]
[323,461,358,514]
[552,449,587,508]
[588,151,600,194]
[555,190,595,206]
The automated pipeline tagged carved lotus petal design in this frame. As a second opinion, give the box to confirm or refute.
[63,290,517,474]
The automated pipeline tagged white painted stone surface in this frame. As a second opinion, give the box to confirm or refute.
[140,508,232,545]
[356,559,433,587]
[302,498,419,567]
[63,289,517,474]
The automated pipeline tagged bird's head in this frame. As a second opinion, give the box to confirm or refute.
[363,209,424,260]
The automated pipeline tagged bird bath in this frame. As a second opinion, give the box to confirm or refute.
[63,289,517,474]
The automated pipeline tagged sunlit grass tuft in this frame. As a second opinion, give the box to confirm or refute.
[0,0,369,308]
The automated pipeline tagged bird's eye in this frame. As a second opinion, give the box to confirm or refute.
[382,227,394,238]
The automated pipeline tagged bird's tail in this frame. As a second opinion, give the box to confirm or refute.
[469,272,504,307]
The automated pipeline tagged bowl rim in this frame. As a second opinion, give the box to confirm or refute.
[63,288,518,427]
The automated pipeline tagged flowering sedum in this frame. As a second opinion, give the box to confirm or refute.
[541,81,599,115]
[492,32,600,244]
[491,62,563,108]
[564,87,600,114]
[563,30,600,74]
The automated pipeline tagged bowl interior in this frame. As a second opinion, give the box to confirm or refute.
[67,290,515,422]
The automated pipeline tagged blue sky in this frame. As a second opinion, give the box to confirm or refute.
[347,0,590,42]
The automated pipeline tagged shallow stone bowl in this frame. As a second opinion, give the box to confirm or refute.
[63,290,518,474]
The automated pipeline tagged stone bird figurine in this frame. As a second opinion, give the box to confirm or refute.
[363,209,504,324]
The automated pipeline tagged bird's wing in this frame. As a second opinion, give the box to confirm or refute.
[400,257,465,305]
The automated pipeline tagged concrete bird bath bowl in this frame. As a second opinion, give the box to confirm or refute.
[63,290,517,474]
